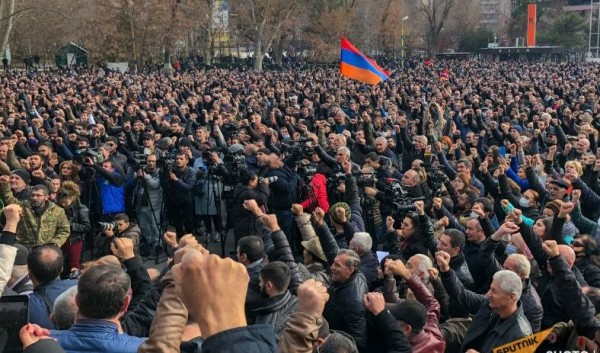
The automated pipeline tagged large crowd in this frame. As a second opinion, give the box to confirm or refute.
[0,58,600,353]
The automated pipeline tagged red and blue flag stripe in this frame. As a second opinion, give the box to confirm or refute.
[340,37,389,85]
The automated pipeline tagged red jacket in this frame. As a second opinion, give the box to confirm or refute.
[299,173,329,213]
[405,274,445,353]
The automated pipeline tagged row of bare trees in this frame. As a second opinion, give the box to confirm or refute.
[0,0,486,71]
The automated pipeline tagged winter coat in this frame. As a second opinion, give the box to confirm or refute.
[441,269,532,352]
[0,182,70,248]
[323,271,369,352]
[63,202,91,243]
[231,183,269,239]
[299,172,330,213]
[253,291,299,339]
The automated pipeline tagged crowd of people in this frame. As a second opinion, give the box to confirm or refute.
[0,58,600,353]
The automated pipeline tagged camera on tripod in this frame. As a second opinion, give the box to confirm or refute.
[128,152,147,170]
[156,151,176,173]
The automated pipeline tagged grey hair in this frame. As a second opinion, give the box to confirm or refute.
[351,232,372,253]
[337,249,361,270]
[411,254,433,282]
[375,136,387,144]
[506,254,531,279]
[52,285,78,330]
[338,146,351,158]
[493,270,523,301]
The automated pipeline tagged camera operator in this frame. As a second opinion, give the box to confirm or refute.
[163,152,196,237]
[265,152,300,241]
[83,157,126,221]
[231,171,270,247]
[131,154,163,257]
[364,152,403,180]
[94,213,140,256]
[193,150,229,243]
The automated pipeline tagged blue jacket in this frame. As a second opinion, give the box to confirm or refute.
[98,173,125,214]
[51,320,146,353]
[29,278,78,329]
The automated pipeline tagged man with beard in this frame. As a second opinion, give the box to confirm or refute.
[56,181,91,278]
[0,176,70,248]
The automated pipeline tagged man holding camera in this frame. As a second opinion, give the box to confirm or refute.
[131,154,162,257]
[96,213,140,256]
[164,152,195,237]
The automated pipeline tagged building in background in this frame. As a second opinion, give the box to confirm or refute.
[479,0,514,32]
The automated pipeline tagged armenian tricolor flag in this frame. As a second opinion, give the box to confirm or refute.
[340,37,389,85]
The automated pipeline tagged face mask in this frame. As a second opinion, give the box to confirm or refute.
[535,165,542,173]
[469,211,479,219]
[518,197,529,208]
[505,244,518,255]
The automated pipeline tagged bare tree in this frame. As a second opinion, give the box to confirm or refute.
[233,0,299,71]
[416,0,456,56]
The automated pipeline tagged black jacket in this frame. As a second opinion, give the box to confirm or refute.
[323,271,369,353]
[575,256,600,289]
[360,251,379,288]
[252,291,298,340]
[265,165,298,211]
[231,183,269,240]
[245,259,267,324]
[441,269,532,352]
[372,309,412,353]
[63,201,91,243]
[551,254,600,339]
[164,166,195,204]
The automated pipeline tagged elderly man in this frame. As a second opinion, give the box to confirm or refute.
[349,232,378,286]
[437,251,532,352]
[323,249,369,352]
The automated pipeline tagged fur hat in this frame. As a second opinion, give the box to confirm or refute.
[58,181,81,199]
[329,202,351,224]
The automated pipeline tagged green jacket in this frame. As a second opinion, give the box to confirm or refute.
[0,182,70,248]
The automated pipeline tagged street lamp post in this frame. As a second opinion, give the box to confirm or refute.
[401,16,409,69]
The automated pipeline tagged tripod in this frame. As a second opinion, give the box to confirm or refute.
[196,166,227,256]
[134,172,166,264]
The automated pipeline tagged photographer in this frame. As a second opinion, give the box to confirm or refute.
[193,151,229,243]
[131,154,163,257]
[94,213,140,256]
[163,153,196,237]
[231,171,270,247]
[84,158,126,221]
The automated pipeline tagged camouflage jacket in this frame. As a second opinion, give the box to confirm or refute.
[0,182,70,248]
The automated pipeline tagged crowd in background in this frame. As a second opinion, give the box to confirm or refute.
[0,59,600,352]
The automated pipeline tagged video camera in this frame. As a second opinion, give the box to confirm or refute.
[156,150,177,172]
[378,178,425,216]
[281,138,315,158]
[128,152,147,170]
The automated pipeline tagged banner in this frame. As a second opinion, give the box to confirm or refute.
[493,328,552,353]
[527,3,536,47]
